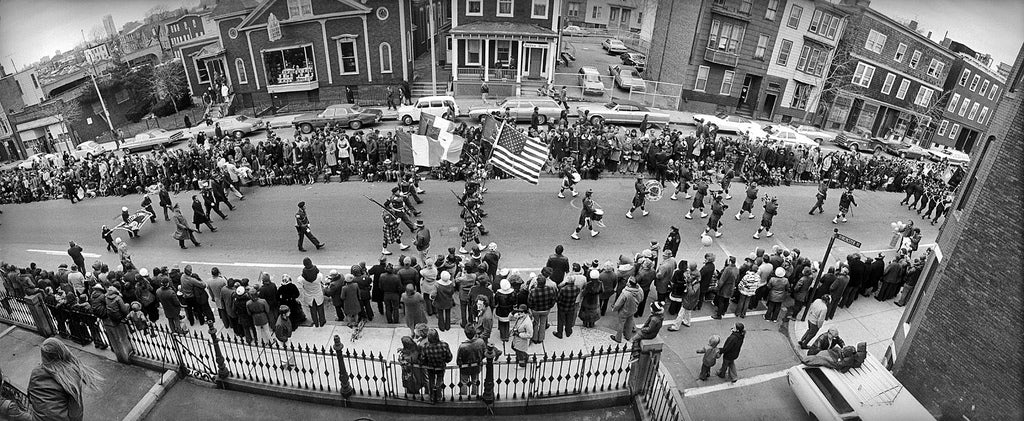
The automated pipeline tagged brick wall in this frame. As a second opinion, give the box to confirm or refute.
[893,48,1024,420]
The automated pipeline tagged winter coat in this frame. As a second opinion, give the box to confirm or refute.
[737,271,760,296]
[172,212,191,240]
[717,265,738,300]
[613,285,642,317]
[156,286,182,319]
[401,292,428,328]
[380,273,404,301]
[655,257,676,295]
[299,273,325,306]
[340,282,361,316]
[680,275,702,310]
[882,262,903,284]
[599,269,617,299]
[720,330,746,360]
[793,275,813,302]
[104,290,129,322]
[28,366,84,421]
[434,281,456,310]
[511,312,534,352]
[324,277,345,307]
[246,298,271,327]
[767,276,790,303]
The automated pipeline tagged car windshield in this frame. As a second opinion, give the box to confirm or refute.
[604,103,618,109]
[350,104,362,111]
[234,116,248,121]
[583,73,600,82]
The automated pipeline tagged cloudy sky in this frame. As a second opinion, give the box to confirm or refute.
[0,0,1022,73]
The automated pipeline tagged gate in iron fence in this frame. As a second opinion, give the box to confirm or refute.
[0,293,37,330]
[127,323,221,384]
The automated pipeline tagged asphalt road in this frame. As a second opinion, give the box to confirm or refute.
[684,376,813,421]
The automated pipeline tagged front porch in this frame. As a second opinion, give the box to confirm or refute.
[449,21,558,93]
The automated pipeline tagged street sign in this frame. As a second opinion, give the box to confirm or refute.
[889,233,902,249]
[836,233,861,248]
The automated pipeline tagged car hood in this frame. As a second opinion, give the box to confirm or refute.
[582,80,604,88]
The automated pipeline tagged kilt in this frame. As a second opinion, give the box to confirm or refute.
[760,215,774,230]
[383,222,402,245]
[631,193,645,209]
[577,211,592,226]
[707,214,722,230]
[460,224,479,243]
[741,199,754,212]
[691,194,705,209]
[839,206,850,214]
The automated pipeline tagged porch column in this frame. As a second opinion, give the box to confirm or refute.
[452,36,459,81]
[547,41,556,84]
[517,41,524,84]
[483,38,490,82]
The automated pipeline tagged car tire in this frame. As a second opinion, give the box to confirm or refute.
[478,114,488,123]
[402,115,413,125]
[300,123,313,134]
[233,130,244,138]
[590,115,604,125]
[349,120,363,130]
[537,115,548,125]
[899,151,907,158]
[852,143,860,152]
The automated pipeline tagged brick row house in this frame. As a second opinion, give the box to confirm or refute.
[647,0,787,117]
[822,0,954,142]
[177,0,414,108]
[763,0,848,122]
[449,0,561,95]
[931,43,1004,153]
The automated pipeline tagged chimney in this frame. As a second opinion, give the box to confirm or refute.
[909,20,918,31]
[927,31,932,39]
[0,63,6,78]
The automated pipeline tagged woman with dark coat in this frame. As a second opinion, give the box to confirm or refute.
[277,275,306,329]
[598,262,617,316]
[25,338,103,421]
[579,270,604,328]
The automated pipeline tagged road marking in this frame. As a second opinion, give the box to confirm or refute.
[638,310,766,329]
[27,249,102,258]
[181,260,545,273]
[682,369,788,397]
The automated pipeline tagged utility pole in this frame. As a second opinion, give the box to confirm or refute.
[81,30,118,147]
[428,0,438,95]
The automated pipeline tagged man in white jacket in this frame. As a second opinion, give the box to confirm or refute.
[798,295,830,349]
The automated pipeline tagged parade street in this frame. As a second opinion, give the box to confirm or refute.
[0,178,934,272]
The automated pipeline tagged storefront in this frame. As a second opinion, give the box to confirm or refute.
[262,44,318,93]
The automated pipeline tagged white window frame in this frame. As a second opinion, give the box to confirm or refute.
[286,0,313,19]
[765,0,778,20]
[947,93,960,112]
[913,86,934,107]
[337,38,360,75]
[968,102,979,120]
[776,39,793,66]
[466,0,483,16]
[927,59,944,78]
[979,80,990,96]
[235,58,248,84]
[465,39,482,66]
[379,42,393,74]
[787,5,802,29]
[969,74,980,91]
[754,34,770,61]
[894,43,907,62]
[865,29,886,54]
[958,98,970,116]
[566,2,579,17]
[979,106,989,124]
[988,85,1000,101]
[908,50,921,68]
[721,70,735,95]
[496,0,514,17]
[531,0,549,19]
[948,123,960,139]
[895,79,910,99]
[851,62,875,88]
[881,73,896,94]
[958,69,970,86]
[695,65,709,92]
[937,120,948,136]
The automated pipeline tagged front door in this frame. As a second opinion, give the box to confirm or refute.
[739,76,752,106]
[528,48,543,79]
[762,94,777,119]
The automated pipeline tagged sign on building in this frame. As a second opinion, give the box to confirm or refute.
[268,13,282,42]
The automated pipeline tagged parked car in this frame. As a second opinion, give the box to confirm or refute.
[925,146,971,165]
[562,25,585,37]
[620,52,646,69]
[398,95,460,125]
[577,66,606,96]
[17,153,57,170]
[692,114,766,137]
[602,38,627,54]
[766,125,819,148]
[73,140,111,159]
[885,140,927,160]
[832,127,888,153]
[576,100,670,127]
[787,355,934,421]
[608,65,646,92]
[188,115,265,138]
[292,103,383,133]
[122,128,190,153]
[467,96,564,124]
[794,125,837,144]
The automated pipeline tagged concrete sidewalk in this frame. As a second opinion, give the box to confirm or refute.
[0,325,161,421]
[787,294,904,362]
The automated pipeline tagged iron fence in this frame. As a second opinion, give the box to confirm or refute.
[635,364,686,421]
[45,304,109,350]
[0,293,36,330]
[1,377,29,413]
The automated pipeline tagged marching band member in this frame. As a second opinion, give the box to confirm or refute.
[626,174,650,219]
[753,196,779,239]
[381,209,410,255]
[735,181,759,220]
[809,179,829,215]
[557,159,580,199]
[684,175,709,219]
[702,193,728,238]
[670,161,693,200]
[570,190,600,240]
[833,188,858,224]
[387,194,418,231]
[459,205,484,254]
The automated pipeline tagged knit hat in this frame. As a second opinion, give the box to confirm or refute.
[774,267,785,277]
[515,304,529,312]
[279,305,290,313]
[589,269,600,278]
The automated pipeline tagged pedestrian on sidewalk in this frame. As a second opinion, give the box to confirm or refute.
[510,304,534,367]
[713,257,738,319]
[419,258,439,316]
[247,289,273,345]
[553,264,581,339]
[667,264,700,331]
[494,279,516,341]
[717,323,745,383]
[274,305,296,370]
[827,266,850,320]
[278,275,307,330]
[156,279,184,333]
[9,338,104,421]
[734,267,759,318]
[207,268,229,328]
[420,329,452,403]
[434,271,455,331]
[457,326,486,396]
[480,81,490,104]
[475,295,494,344]
[381,264,404,324]
[695,335,721,381]
[340,274,361,327]
[765,267,789,323]
[324,270,345,322]
[299,257,326,327]
[527,269,557,344]
[631,302,664,351]
[402,284,429,332]
[798,295,829,349]
[610,278,642,343]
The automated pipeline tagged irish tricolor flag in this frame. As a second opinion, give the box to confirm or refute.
[396,113,464,166]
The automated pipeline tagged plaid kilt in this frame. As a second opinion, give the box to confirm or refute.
[460,223,479,243]
[383,222,402,245]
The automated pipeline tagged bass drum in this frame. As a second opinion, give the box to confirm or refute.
[572,172,582,183]
[591,208,606,227]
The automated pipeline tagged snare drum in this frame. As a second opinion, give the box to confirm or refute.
[571,172,582,183]
[591,208,605,221]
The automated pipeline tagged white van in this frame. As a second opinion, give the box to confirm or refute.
[398,95,460,125]
[787,354,934,421]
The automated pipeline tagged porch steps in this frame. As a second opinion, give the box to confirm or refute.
[411,82,450,97]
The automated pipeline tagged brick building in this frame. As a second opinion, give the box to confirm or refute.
[931,45,1003,153]
[166,14,211,48]
[890,44,1023,420]
[763,0,848,122]
[449,0,561,96]
[178,0,414,109]
[822,0,954,143]
[647,0,787,116]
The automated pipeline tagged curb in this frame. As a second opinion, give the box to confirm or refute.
[121,370,178,421]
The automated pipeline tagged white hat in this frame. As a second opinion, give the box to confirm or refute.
[235,286,246,295]
[589,269,600,278]
[122,206,128,212]
[139,268,149,277]
[774,267,785,277]
[329,269,339,276]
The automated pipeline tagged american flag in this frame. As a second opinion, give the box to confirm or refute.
[489,119,546,184]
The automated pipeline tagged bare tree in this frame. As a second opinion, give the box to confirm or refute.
[89,25,108,43]
[149,61,188,114]
[57,95,86,148]
[803,39,863,125]
[145,5,169,22]
[905,89,952,144]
